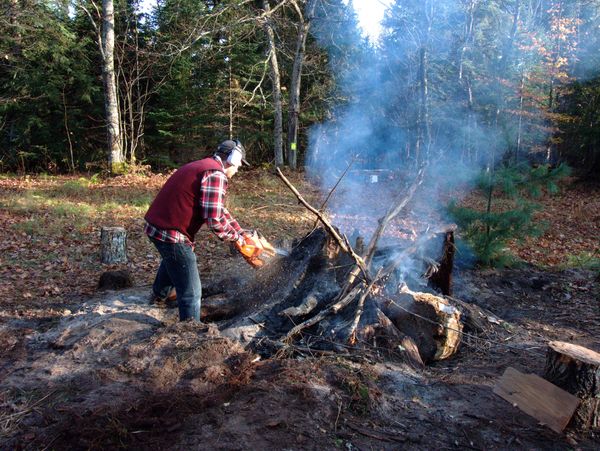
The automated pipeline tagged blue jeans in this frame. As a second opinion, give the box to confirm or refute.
[149,237,201,321]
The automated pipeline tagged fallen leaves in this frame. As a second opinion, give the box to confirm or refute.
[0,170,319,311]
[0,172,597,313]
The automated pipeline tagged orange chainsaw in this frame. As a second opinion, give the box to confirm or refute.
[236,231,289,268]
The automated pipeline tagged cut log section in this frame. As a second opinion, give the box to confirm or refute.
[358,308,425,367]
[379,285,462,362]
[100,226,127,264]
[544,341,600,431]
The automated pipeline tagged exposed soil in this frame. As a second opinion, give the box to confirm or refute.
[1,261,598,450]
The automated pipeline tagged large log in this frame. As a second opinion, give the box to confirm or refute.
[543,341,600,431]
[358,308,425,367]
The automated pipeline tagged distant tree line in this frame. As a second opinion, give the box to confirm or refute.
[0,0,598,178]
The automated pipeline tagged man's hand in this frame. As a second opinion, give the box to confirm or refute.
[235,234,264,268]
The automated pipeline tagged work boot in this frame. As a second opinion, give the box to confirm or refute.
[148,288,177,309]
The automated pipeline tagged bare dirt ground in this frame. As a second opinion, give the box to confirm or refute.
[0,262,598,450]
[0,173,599,449]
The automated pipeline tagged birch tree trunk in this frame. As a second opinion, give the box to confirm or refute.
[286,0,315,170]
[261,0,284,168]
[457,0,477,163]
[415,2,433,166]
[101,0,124,173]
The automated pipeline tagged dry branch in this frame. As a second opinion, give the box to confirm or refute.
[339,167,426,295]
[276,168,369,280]
[348,269,382,344]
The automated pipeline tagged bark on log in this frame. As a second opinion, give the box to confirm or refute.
[544,341,600,431]
[100,226,127,264]
[446,296,504,335]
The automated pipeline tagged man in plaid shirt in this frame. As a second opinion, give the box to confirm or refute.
[144,139,263,321]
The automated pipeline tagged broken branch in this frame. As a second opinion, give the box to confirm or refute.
[276,168,370,281]
[348,268,382,344]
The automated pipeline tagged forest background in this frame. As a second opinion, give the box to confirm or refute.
[1,0,599,179]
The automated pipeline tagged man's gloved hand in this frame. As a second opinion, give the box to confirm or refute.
[235,234,264,268]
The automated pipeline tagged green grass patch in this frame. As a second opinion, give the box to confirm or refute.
[127,194,153,209]
[563,251,600,271]
[52,202,94,217]
[13,218,41,236]
[0,191,44,214]
[59,178,93,196]
[2,190,96,234]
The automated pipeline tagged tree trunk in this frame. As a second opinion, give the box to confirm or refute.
[416,2,433,165]
[261,0,284,168]
[544,341,600,431]
[101,0,124,173]
[286,0,315,170]
[457,0,477,81]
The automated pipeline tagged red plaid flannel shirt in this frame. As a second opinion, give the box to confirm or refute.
[145,159,245,247]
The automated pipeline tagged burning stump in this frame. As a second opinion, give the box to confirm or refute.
[203,228,462,365]
[379,286,462,362]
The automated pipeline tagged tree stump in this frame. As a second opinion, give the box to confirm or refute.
[100,227,128,264]
[427,230,455,295]
[544,341,600,431]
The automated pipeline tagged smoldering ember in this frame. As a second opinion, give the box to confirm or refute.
[1,0,600,450]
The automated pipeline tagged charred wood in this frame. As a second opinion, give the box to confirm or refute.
[210,225,462,365]
[426,230,455,295]
[379,286,462,363]
[284,284,364,342]
[358,308,425,368]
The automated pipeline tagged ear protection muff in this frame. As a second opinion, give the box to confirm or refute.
[226,139,243,167]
